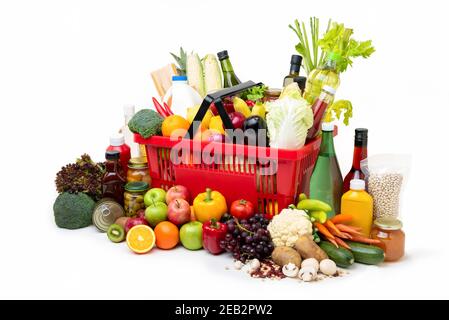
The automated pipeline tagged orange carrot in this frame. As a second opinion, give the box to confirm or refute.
[335,224,363,236]
[324,220,344,237]
[334,237,351,250]
[349,235,383,245]
[338,232,353,240]
[314,222,335,240]
[326,236,339,248]
[330,214,353,224]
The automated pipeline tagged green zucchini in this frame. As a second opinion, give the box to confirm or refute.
[319,241,354,268]
[347,241,385,265]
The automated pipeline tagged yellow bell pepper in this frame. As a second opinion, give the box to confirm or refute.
[193,188,227,223]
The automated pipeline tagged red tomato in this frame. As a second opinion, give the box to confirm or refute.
[230,199,255,220]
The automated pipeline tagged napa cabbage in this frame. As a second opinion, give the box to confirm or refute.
[266,84,313,150]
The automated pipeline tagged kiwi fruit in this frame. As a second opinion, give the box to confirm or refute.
[107,224,125,243]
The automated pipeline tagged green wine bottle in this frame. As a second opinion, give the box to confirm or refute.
[309,122,343,218]
[217,50,241,88]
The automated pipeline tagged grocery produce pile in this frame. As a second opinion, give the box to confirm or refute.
[53,17,410,283]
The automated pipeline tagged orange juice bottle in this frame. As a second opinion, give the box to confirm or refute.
[341,179,373,237]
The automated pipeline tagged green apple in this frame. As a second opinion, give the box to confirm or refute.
[145,202,168,227]
[144,188,166,207]
[180,221,203,250]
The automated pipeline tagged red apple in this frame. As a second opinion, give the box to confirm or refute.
[167,199,191,226]
[166,185,190,204]
[136,209,146,219]
[125,217,148,233]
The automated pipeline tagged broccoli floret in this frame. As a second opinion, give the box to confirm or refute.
[53,192,96,229]
[128,109,163,139]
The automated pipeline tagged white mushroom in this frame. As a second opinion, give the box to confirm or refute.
[249,258,261,272]
[301,258,319,272]
[319,259,337,276]
[282,263,299,278]
[299,267,317,282]
[234,260,244,270]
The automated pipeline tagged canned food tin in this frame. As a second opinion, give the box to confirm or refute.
[92,198,125,232]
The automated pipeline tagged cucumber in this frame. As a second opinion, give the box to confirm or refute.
[347,241,385,265]
[319,241,354,268]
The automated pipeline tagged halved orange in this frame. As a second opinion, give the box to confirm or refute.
[126,225,156,254]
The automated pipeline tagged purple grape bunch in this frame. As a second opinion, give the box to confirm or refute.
[219,213,274,262]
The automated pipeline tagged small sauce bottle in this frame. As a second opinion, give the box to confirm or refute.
[106,134,131,175]
[102,150,126,205]
[307,86,336,140]
[341,179,373,237]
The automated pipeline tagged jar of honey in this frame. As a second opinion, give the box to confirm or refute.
[370,218,405,262]
[127,157,151,185]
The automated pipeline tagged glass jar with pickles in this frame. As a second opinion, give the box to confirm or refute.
[124,181,149,217]
[127,157,151,185]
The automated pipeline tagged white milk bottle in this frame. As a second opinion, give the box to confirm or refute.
[163,75,202,116]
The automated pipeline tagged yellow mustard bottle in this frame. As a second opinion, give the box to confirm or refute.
[341,179,373,237]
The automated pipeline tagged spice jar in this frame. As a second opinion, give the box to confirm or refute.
[370,218,405,262]
[127,157,151,185]
[124,181,149,217]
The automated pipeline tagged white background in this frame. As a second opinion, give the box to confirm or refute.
[1,0,448,300]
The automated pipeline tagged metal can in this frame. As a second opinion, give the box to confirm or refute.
[92,198,125,232]
[124,181,149,217]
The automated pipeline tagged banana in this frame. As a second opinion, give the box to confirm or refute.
[297,199,332,212]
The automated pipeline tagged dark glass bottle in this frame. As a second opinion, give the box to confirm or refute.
[343,128,368,193]
[102,150,126,204]
[309,122,343,218]
[283,55,302,87]
[217,50,241,88]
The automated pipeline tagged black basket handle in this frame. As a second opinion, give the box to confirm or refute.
[186,81,264,139]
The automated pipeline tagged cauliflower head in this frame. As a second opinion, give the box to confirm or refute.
[267,208,312,247]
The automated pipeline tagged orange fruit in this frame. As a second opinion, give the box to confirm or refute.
[162,115,190,137]
[126,225,156,254]
[154,221,179,250]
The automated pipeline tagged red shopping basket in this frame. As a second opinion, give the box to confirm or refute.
[135,81,329,216]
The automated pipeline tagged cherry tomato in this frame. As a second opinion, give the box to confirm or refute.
[230,199,255,220]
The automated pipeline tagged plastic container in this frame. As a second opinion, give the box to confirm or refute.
[341,179,374,237]
[121,105,141,157]
[361,154,411,219]
[135,81,334,216]
[124,182,149,217]
[106,134,131,175]
[163,75,203,117]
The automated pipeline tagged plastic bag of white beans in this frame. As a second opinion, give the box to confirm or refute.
[361,154,411,219]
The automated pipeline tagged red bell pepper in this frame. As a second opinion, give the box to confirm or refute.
[202,218,227,255]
